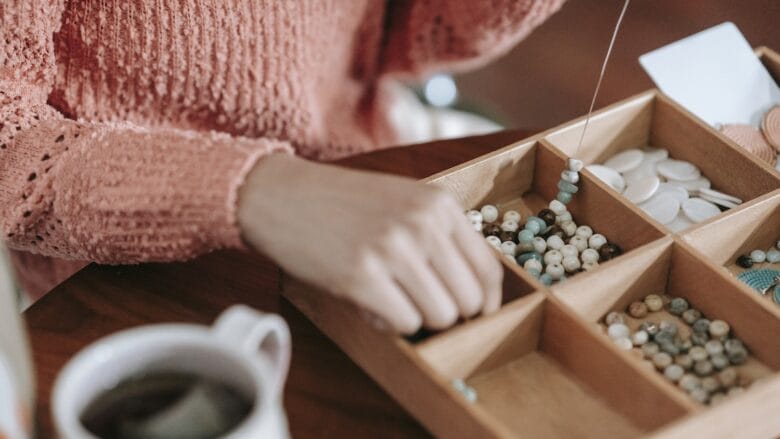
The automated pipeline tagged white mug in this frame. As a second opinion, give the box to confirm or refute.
[53,305,291,439]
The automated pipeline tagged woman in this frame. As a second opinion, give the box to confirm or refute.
[1,1,564,333]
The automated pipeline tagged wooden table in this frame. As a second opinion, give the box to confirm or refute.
[24,130,528,438]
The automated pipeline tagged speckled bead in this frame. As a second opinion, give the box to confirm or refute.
[556,211,573,225]
[678,374,700,392]
[682,309,702,325]
[543,250,563,265]
[561,169,580,184]
[659,320,678,335]
[640,322,659,336]
[652,352,673,370]
[628,301,648,318]
[614,337,633,351]
[709,320,730,339]
[480,205,499,223]
[485,236,502,250]
[717,368,738,388]
[558,180,579,194]
[689,346,708,362]
[532,237,547,254]
[517,229,535,244]
[644,294,664,312]
[674,354,694,370]
[581,248,600,264]
[724,339,744,355]
[546,235,565,251]
[556,191,573,205]
[523,259,543,273]
[562,255,581,273]
[736,255,753,268]
[466,210,482,225]
[750,249,767,263]
[560,221,577,237]
[545,262,565,280]
[516,251,543,266]
[710,353,729,370]
[701,376,720,393]
[692,319,711,334]
[482,223,501,237]
[549,200,567,215]
[605,311,625,325]
[668,297,689,315]
[642,342,660,358]
[569,236,588,253]
[501,219,519,233]
[660,341,680,356]
[726,345,748,365]
[568,158,584,172]
[705,340,723,356]
[538,209,556,226]
[664,364,685,382]
[503,210,521,223]
[539,273,553,286]
[691,332,709,347]
[581,261,599,271]
[632,330,649,346]
[598,243,622,261]
[588,234,607,250]
[694,360,714,377]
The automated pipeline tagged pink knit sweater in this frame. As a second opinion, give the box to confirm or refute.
[1,0,563,295]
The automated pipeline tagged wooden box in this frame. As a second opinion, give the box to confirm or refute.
[282,48,780,438]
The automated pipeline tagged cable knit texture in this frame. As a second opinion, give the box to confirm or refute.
[1,0,564,296]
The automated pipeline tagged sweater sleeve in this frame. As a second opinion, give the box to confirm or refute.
[381,0,566,77]
[0,1,293,264]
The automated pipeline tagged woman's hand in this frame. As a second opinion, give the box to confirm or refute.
[237,154,503,334]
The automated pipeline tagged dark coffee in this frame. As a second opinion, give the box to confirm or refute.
[80,371,254,439]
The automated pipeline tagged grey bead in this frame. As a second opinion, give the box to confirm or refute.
[674,354,694,370]
[678,374,700,392]
[605,311,625,326]
[689,387,710,404]
[642,342,660,358]
[659,320,678,335]
[701,376,720,393]
[724,338,745,354]
[678,338,693,352]
[705,340,724,356]
[727,346,748,365]
[689,346,708,362]
[664,364,685,382]
[682,308,702,325]
[654,330,674,345]
[710,353,730,370]
[668,297,689,315]
[660,341,680,355]
[652,352,673,370]
[640,321,659,336]
[694,360,714,377]
[691,331,709,347]
[692,318,711,334]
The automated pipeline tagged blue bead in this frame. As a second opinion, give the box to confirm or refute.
[557,191,573,204]
[539,274,553,286]
[524,220,541,235]
[557,180,579,194]
[526,268,541,278]
[516,251,542,265]
[527,216,546,233]
[518,230,535,244]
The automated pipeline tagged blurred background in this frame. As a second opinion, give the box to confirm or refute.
[443,0,780,132]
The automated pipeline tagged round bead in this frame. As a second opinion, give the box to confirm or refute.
[659,341,680,356]
[524,259,543,273]
[549,200,567,215]
[664,364,685,382]
[691,332,709,347]
[545,262,565,280]
[766,248,780,263]
[598,243,622,261]
[562,255,581,273]
[558,180,579,194]
[644,294,664,312]
[659,320,678,336]
[557,191,573,205]
[480,205,499,223]
[556,212,573,225]
[614,337,633,351]
[538,209,556,226]
[560,221,577,237]
[694,360,714,377]
[588,234,607,250]
[482,223,501,237]
[692,318,711,334]
[605,311,625,325]
[485,236,501,250]
[750,249,767,263]
[726,345,748,365]
[607,323,630,340]
[524,219,542,235]
[718,368,738,388]
[682,308,702,325]
[710,353,730,370]
[678,374,700,392]
[575,225,593,240]
[736,255,753,268]
[569,236,588,253]
[701,376,720,393]
[544,250,563,265]
[581,248,600,264]
[500,241,517,256]
[544,224,565,239]
[628,301,649,318]
[503,210,521,223]
[581,261,599,271]
[546,235,565,251]
[689,346,708,362]
[709,320,730,338]
[561,170,580,184]
[501,219,519,232]
[652,352,673,370]
[499,230,518,243]
[560,244,579,259]
[532,237,547,254]
[674,354,693,370]
[539,273,553,286]
[517,229,535,244]
[466,210,482,224]
[640,322,659,336]
[724,339,744,354]
[516,252,542,266]
[668,297,689,315]
[642,342,660,358]
[632,330,649,346]
[568,158,584,172]
[705,340,723,356]
[690,387,710,404]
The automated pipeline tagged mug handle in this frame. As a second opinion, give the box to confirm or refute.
[212,305,291,398]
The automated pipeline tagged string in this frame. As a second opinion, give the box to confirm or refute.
[574,0,631,157]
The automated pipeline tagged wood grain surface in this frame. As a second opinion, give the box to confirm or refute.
[23,129,529,439]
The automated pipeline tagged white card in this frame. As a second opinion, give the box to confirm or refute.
[639,22,780,127]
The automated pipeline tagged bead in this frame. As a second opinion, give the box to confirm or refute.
[539,273,553,286]
[694,360,714,377]
[659,341,680,355]
[532,237,547,254]
[544,250,563,265]
[524,259,543,273]
[607,323,630,340]
[485,236,502,250]
[598,243,622,261]
[581,248,600,264]
[682,308,702,325]
[546,235,565,250]
[664,364,685,382]
[545,262,565,280]
[544,224,565,239]
[549,200,567,215]
[482,223,501,237]
[574,225,593,240]
[528,216,547,231]
[678,374,700,392]
[503,210,521,223]
[561,170,580,184]
[690,387,710,404]
[562,255,581,273]
[632,330,649,346]
[705,340,723,356]
[557,180,579,194]
[501,220,519,232]
[724,339,744,355]
[499,230,518,243]
[556,191,573,205]
[569,236,588,253]
[642,342,660,358]
[526,268,541,278]
[640,322,659,336]
[568,158,584,172]
[736,255,753,268]
[524,219,542,235]
[560,244,578,259]
[480,205,499,223]
[517,241,534,253]
[691,332,709,347]
[710,353,729,370]
[718,368,738,388]
[767,248,780,263]
[466,210,482,225]
[517,251,543,265]
[750,249,767,263]
[581,261,599,271]
[555,211,573,225]
[726,345,748,365]
[675,354,693,370]
[659,320,678,335]
[627,301,648,318]
[605,311,625,325]
[652,352,673,370]
[668,297,689,315]
[692,319,711,334]
[701,376,720,393]
[709,320,729,338]
[500,241,517,256]
[538,209,556,226]
[588,234,607,250]
[517,229,535,244]
[689,346,708,362]
[678,338,692,352]
[560,221,577,237]
[472,222,483,232]
[644,294,664,312]
[614,337,633,350]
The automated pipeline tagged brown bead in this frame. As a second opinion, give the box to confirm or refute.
[482,223,501,237]
[544,224,565,239]
[499,230,518,243]
[538,208,556,226]
[598,243,622,261]
[628,301,648,318]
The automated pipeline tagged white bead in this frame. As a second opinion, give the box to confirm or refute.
[588,234,607,250]
[485,236,501,250]
[549,200,567,215]
[545,262,565,280]
[500,220,519,232]
[556,212,573,225]
[614,337,633,351]
[568,158,584,172]
[561,221,577,237]
[546,235,565,251]
[632,330,649,346]
[480,205,499,223]
[575,225,593,240]
[560,244,578,259]
[607,323,630,340]
[532,237,547,254]
[500,241,517,256]
[472,222,483,232]
[581,248,600,264]
[466,210,482,224]
[768,249,780,263]
[503,210,521,223]
[504,253,517,264]
[562,255,581,272]
[582,261,599,271]
[524,259,543,272]
[561,170,580,184]
[570,236,588,252]
[544,249,563,265]
[750,249,767,263]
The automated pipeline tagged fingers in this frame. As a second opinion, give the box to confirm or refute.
[451,217,504,314]
[349,260,423,335]
[427,231,485,318]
